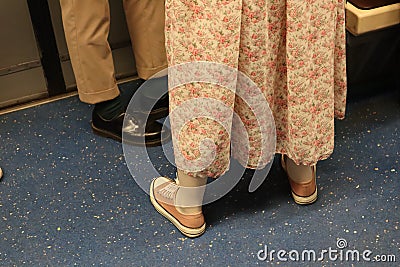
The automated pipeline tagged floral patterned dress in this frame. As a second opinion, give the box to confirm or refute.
[166,0,347,178]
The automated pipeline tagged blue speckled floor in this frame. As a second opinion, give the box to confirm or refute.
[0,86,399,266]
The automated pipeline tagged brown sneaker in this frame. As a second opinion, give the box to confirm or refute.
[281,155,318,205]
[150,177,206,238]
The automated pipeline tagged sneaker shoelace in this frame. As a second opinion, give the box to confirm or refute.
[158,183,179,200]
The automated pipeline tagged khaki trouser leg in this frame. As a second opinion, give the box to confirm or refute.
[123,0,168,80]
[60,0,119,104]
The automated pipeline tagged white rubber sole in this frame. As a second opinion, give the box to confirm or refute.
[291,187,318,205]
[150,179,206,238]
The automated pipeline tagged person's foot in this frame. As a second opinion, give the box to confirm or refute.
[120,78,169,121]
[143,93,169,121]
[91,79,170,146]
[91,110,170,147]
[150,177,206,238]
[0,167,3,180]
[281,155,318,205]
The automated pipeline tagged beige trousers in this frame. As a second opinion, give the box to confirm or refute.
[60,0,167,104]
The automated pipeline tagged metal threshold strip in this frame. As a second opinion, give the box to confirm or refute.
[0,91,78,116]
[0,60,42,77]
[0,76,139,116]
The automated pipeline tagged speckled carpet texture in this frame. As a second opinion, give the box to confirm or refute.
[0,83,399,266]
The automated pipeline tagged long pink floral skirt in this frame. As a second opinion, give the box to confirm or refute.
[166,0,347,178]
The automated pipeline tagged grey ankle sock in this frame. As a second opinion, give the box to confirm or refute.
[175,170,207,215]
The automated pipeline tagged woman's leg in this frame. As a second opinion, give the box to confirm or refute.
[150,170,207,238]
[150,0,244,237]
[285,158,314,183]
[282,155,317,205]
[175,170,207,215]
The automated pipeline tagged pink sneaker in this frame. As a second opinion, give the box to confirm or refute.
[150,177,206,238]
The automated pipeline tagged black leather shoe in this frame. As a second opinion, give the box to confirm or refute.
[120,78,169,121]
[144,93,169,121]
[91,110,170,147]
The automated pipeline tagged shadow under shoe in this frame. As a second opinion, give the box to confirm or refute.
[91,110,170,147]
